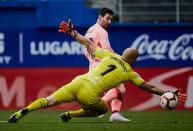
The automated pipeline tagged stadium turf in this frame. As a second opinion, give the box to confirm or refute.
[0,110,193,131]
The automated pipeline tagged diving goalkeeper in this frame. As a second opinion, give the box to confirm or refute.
[8,19,186,123]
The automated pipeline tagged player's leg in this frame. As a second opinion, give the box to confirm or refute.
[110,85,125,113]
[60,98,108,122]
[60,108,103,122]
[102,88,122,103]
[102,84,130,122]
[110,85,131,122]
[98,88,119,118]
[8,81,77,123]
[8,96,55,123]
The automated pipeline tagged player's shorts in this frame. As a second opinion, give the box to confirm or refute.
[81,98,108,115]
[51,75,108,112]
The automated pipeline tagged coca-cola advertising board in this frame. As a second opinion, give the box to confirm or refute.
[0,25,192,110]
[0,25,192,67]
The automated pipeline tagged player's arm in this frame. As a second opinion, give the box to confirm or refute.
[130,72,165,96]
[74,32,96,54]
[58,19,96,54]
[130,71,186,102]
[139,82,165,96]
[139,82,186,102]
[101,37,114,52]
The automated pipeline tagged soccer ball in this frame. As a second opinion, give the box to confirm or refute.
[160,92,178,110]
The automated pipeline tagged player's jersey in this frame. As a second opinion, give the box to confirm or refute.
[83,48,145,96]
[52,48,144,105]
[84,23,113,68]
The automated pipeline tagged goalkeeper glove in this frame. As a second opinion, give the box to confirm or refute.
[58,19,78,38]
[173,89,187,103]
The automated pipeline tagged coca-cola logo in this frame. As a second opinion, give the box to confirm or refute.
[131,34,193,61]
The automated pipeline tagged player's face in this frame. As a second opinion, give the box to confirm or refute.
[101,13,113,29]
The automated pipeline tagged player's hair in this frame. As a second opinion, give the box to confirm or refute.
[99,7,114,16]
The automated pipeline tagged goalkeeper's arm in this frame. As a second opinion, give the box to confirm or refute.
[58,19,97,55]
[139,82,186,102]
[139,82,165,96]
[73,31,97,55]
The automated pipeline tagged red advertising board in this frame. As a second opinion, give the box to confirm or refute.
[0,67,192,110]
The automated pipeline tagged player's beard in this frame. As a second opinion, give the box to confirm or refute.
[103,23,110,29]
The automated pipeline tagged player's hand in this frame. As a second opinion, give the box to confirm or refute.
[58,19,74,35]
[173,89,187,103]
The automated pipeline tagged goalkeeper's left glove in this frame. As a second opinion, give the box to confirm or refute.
[173,89,187,103]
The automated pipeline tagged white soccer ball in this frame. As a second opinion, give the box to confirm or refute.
[160,92,178,110]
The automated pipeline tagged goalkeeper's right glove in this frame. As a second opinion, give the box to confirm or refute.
[58,19,78,38]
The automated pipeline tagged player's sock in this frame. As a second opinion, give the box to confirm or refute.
[111,87,123,112]
[109,91,130,122]
[98,99,122,119]
[27,98,48,111]
[8,108,29,123]
[111,99,122,112]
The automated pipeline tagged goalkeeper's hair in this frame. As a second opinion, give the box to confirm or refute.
[99,7,114,16]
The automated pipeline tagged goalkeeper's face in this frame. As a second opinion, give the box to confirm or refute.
[100,13,113,29]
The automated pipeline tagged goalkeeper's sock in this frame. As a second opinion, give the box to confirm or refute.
[68,108,88,117]
[27,98,48,112]
[68,108,99,117]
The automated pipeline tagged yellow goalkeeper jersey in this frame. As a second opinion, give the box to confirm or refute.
[52,47,145,105]
[84,47,145,96]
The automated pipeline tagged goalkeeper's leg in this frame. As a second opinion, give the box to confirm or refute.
[8,75,85,123]
[8,96,58,123]
[8,82,76,123]
[60,98,108,122]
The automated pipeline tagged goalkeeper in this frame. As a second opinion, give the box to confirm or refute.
[8,20,186,123]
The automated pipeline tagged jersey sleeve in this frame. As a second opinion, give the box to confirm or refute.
[129,71,145,86]
[98,31,114,52]
[85,29,99,44]
[84,28,99,60]
[94,47,113,59]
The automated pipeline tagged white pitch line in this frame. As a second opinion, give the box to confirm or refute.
[0,120,8,123]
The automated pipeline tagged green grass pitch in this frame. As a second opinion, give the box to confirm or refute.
[0,110,193,131]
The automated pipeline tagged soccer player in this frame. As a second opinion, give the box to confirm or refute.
[8,19,186,123]
[84,7,129,122]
